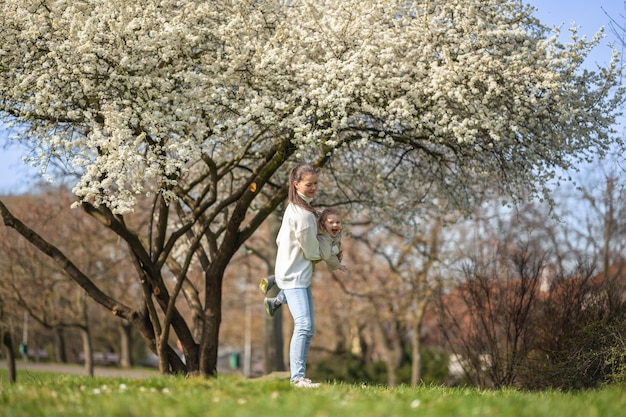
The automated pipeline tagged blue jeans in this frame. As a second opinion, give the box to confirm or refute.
[283,287,315,382]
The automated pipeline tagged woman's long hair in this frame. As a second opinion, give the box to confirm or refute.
[287,164,318,215]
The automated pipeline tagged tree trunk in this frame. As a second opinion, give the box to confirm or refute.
[199,305,220,376]
[263,305,285,373]
[119,321,132,368]
[410,320,422,386]
[410,303,428,386]
[385,358,398,387]
[2,331,16,383]
[80,326,94,376]
[375,321,402,387]
[54,327,67,363]
[263,213,285,373]
[199,268,223,376]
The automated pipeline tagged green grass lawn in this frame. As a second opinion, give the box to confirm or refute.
[2,369,626,417]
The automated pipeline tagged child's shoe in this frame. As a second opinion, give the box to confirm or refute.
[259,275,276,295]
[264,297,282,317]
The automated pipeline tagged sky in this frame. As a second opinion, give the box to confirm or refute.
[0,0,623,194]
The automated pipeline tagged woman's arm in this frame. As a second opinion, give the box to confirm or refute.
[296,211,321,262]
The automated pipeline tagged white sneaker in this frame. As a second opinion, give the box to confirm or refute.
[291,378,321,388]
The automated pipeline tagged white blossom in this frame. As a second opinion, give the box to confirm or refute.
[0,0,622,214]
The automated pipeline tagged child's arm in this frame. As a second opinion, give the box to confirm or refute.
[318,234,344,271]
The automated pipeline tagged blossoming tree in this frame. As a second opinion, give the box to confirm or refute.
[0,0,622,376]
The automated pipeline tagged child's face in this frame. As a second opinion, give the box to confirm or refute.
[322,214,342,237]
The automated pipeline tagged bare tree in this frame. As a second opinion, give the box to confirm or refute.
[244,212,285,373]
[605,2,626,50]
[327,210,450,386]
[0,188,136,374]
[438,171,626,389]
[576,175,626,303]
[526,173,626,389]
[438,240,544,388]
[0,295,17,383]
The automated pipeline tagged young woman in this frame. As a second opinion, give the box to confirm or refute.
[272,164,323,388]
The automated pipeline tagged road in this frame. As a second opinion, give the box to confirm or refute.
[0,360,159,379]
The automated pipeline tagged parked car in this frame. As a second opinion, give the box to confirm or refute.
[77,351,120,366]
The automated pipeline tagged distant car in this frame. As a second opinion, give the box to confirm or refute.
[27,349,49,361]
[77,352,120,366]
[139,353,159,369]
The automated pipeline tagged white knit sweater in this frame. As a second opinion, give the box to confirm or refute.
[274,203,321,289]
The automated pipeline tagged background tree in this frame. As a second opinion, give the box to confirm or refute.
[607,1,626,50]
[576,174,626,302]
[0,188,138,374]
[243,213,286,374]
[437,171,626,389]
[0,0,622,376]
[330,210,452,386]
[527,173,626,389]
[0,295,17,383]
[438,239,545,388]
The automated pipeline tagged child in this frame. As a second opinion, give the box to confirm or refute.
[316,208,347,273]
[260,208,347,316]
